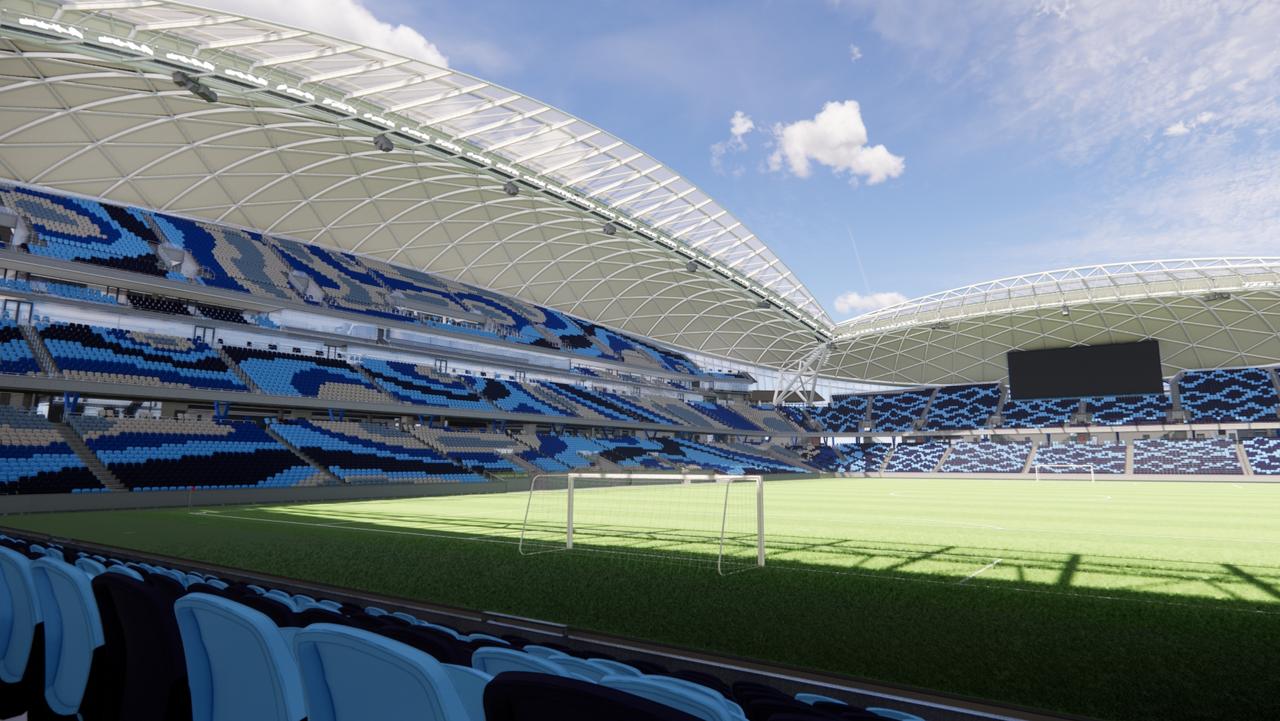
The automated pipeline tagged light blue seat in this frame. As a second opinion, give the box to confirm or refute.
[30,557,104,716]
[104,565,144,581]
[74,557,106,578]
[0,548,41,690]
[174,593,306,721]
[463,631,508,645]
[264,589,301,611]
[868,708,927,721]
[471,646,591,681]
[600,674,745,721]
[586,657,643,677]
[364,606,387,617]
[522,644,570,659]
[796,692,845,706]
[443,664,491,721]
[316,600,343,613]
[551,655,612,681]
[292,623,474,721]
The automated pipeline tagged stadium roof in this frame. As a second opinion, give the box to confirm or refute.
[0,0,832,371]
[826,258,1280,386]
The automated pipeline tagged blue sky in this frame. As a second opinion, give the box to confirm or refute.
[209,0,1280,321]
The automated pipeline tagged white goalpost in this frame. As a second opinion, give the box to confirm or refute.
[1033,464,1095,481]
[518,472,765,575]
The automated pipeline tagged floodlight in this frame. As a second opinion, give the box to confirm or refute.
[686,260,699,273]
[602,222,617,236]
[373,134,394,152]
[1060,305,1070,316]
[502,181,519,196]
[171,71,217,103]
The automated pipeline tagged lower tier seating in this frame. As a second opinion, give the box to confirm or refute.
[413,428,522,474]
[1031,442,1127,474]
[38,322,246,390]
[940,442,1031,473]
[519,433,601,471]
[463,377,576,417]
[1131,438,1242,474]
[361,358,491,410]
[884,442,946,473]
[835,443,890,473]
[269,419,484,484]
[687,401,761,432]
[70,416,319,491]
[0,406,101,494]
[788,443,843,472]
[1242,436,1280,475]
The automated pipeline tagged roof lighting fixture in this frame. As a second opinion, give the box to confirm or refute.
[171,71,217,103]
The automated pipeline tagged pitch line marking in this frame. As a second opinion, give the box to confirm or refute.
[959,558,1002,584]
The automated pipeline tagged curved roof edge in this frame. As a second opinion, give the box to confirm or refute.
[835,258,1280,339]
[0,0,829,330]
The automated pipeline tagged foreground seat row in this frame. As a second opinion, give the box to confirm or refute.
[0,534,924,721]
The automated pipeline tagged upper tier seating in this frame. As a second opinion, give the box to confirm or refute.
[270,236,402,321]
[70,416,318,491]
[869,390,934,432]
[192,302,248,324]
[940,442,1031,473]
[835,443,891,473]
[223,346,385,403]
[884,442,946,473]
[269,419,483,484]
[1086,394,1170,425]
[1242,436,1280,475]
[999,397,1079,427]
[150,212,301,301]
[39,322,247,390]
[0,406,101,494]
[1177,368,1279,423]
[1032,442,1127,474]
[463,377,576,417]
[358,256,473,317]
[539,382,677,424]
[811,395,868,433]
[413,428,522,474]
[0,318,41,375]
[361,358,492,411]
[686,401,761,432]
[1131,438,1242,474]
[736,404,804,435]
[774,405,819,432]
[1,184,165,276]
[924,384,1000,430]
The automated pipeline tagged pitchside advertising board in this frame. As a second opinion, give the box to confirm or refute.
[1007,340,1163,400]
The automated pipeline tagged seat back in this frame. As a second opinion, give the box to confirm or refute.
[31,556,105,715]
[173,593,305,721]
[93,571,190,720]
[602,675,741,721]
[472,646,586,679]
[74,557,107,578]
[0,547,40,684]
[443,664,491,721]
[292,623,471,721]
[483,671,702,721]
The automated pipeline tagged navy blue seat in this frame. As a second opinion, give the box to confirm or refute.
[601,674,746,721]
[292,623,476,721]
[30,556,106,717]
[472,646,587,679]
[483,671,702,721]
[173,593,305,721]
[90,571,190,721]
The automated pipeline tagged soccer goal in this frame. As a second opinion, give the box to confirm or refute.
[518,472,764,575]
[1033,464,1095,481]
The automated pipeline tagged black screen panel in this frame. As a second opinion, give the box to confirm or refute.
[1007,341,1162,400]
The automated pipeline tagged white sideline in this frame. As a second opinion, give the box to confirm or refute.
[959,558,1002,584]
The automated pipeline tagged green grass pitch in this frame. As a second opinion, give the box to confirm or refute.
[5,477,1279,721]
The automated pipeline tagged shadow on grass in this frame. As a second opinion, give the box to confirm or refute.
[224,505,1280,612]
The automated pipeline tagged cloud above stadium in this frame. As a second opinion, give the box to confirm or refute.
[833,290,908,316]
[710,111,756,175]
[201,0,448,67]
[768,101,904,185]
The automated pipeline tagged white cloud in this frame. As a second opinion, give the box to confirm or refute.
[848,44,863,62]
[199,0,448,67]
[1163,122,1190,137]
[833,290,908,316]
[1164,111,1217,137]
[768,100,904,184]
[710,110,756,174]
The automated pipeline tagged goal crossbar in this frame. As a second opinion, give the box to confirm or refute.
[518,472,765,574]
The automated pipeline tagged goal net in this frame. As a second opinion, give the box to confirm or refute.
[518,472,764,575]
[1033,464,1095,481]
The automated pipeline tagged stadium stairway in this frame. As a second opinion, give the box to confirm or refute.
[217,345,262,393]
[1235,441,1255,475]
[55,421,125,491]
[262,422,342,486]
[18,322,56,374]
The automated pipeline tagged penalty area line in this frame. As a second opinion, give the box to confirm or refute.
[191,509,521,547]
[958,558,1001,584]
